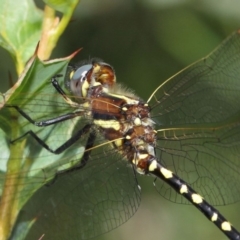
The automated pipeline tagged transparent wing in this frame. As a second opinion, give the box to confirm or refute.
[11,146,141,240]
[148,30,240,205]
[1,72,141,239]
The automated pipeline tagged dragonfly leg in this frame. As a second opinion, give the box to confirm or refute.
[46,129,96,185]
[51,74,68,99]
[9,105,83,127]
[11,123,92,154]
[57,130,96,175]
[51,74,77,105]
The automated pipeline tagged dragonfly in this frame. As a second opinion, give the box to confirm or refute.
[1,30,240,240]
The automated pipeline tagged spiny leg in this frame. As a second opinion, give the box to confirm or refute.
[8,73,81,127]
[56,130,97,176]
[7,71,84,127]
[46,129,96,185]
[10,120,93,185]
[51,74,67,96]
[8,74,95,180]
[8,105,83,127]
[51,74,77,105]
[9,72,89,151]
[11,123,92,155]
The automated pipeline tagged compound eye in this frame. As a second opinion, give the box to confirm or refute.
[65,64,93,98]
[72,64,92,82]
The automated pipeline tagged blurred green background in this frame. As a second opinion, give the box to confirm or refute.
[1,0,240,239]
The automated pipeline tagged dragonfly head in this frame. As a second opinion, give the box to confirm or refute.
[65,60,116,99]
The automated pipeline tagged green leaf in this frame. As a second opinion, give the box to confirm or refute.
[0,0,43,74]
[0,52,80,240]
[0,0,80,74]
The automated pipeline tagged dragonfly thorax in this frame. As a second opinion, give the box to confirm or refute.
[70,61,158,175]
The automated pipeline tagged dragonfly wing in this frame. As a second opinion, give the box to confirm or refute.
[11,146,141,240]
[149,30,240,205]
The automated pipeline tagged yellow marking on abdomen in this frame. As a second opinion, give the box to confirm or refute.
[191,194,203,204]
[149,160,157,171]
[221,221,232,231]
[160,167,173,179]
[180,184,188,194]
[211,212,218,222]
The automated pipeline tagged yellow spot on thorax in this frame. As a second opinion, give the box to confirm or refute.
[93,119,120,130]
[134,117,141,126]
